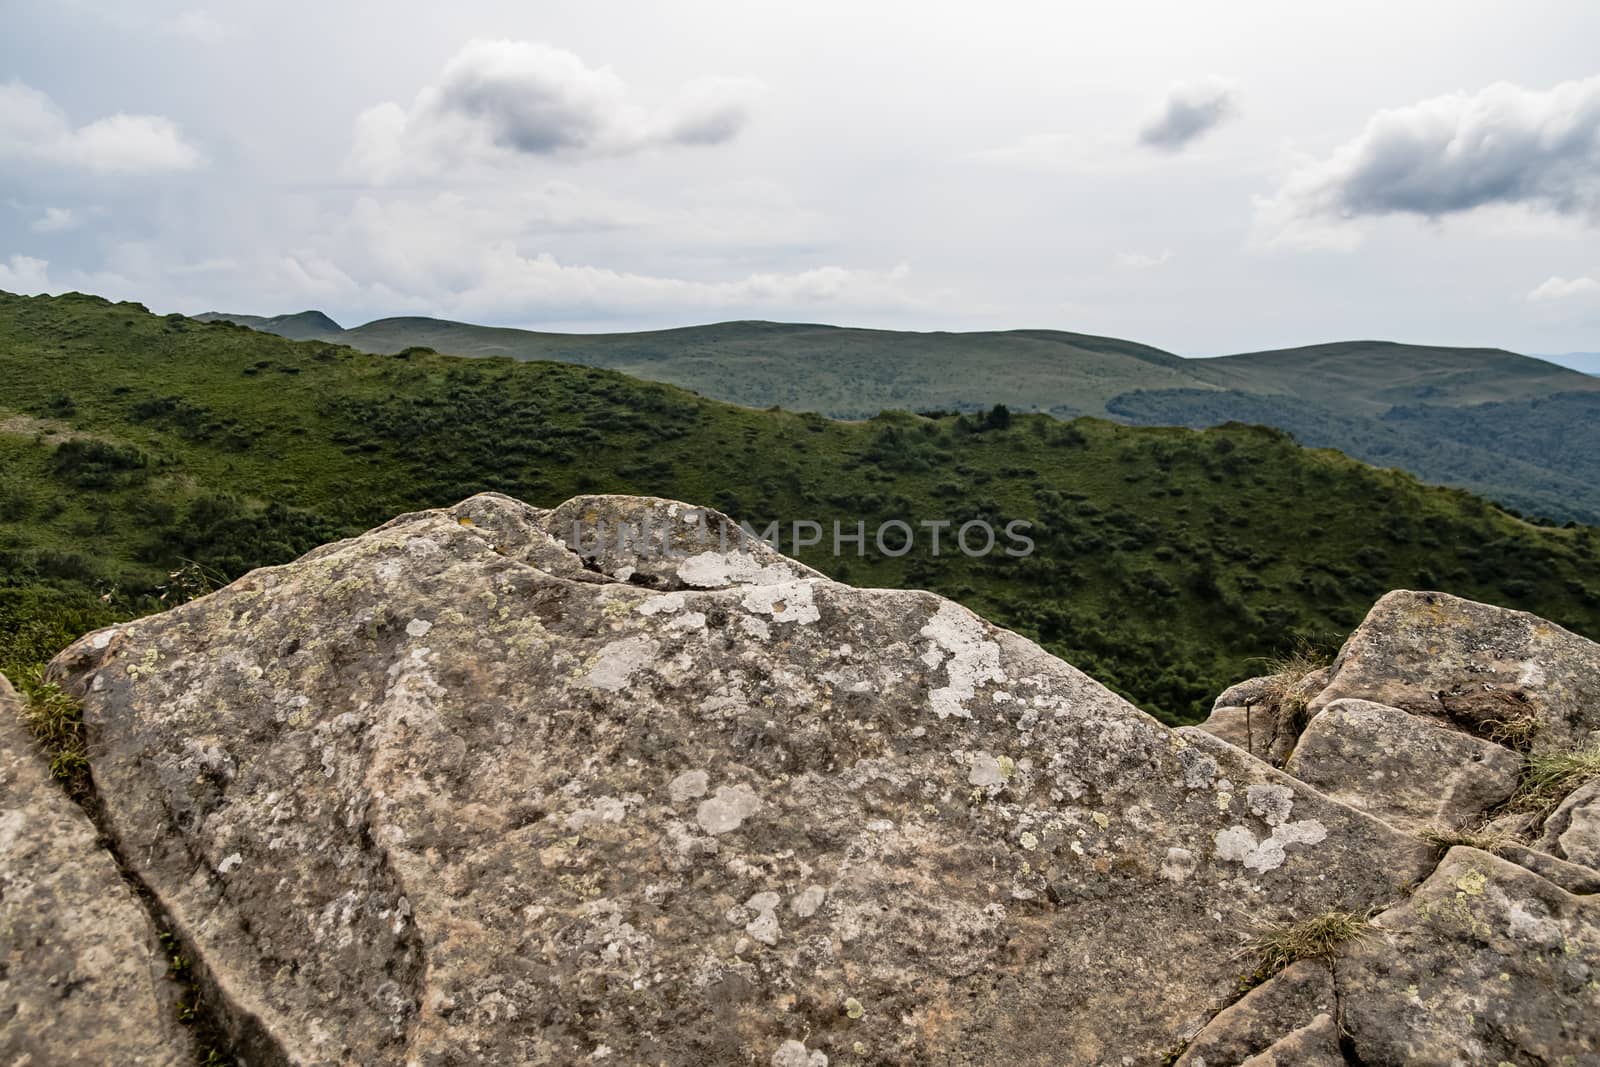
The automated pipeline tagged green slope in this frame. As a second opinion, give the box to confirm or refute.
[5,289,1600,725]
[296,314,1600,524]
[195,309,344,341]
[1193,340,1600,413]
[333,317,1216,418]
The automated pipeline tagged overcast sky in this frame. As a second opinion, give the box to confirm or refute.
[3,0,1600,354]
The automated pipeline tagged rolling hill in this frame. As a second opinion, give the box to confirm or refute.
[7,289,1600,725]
[201,310,1600,524]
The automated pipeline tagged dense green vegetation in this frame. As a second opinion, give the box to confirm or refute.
[6,290,1600,724]
[208,310,1600,523]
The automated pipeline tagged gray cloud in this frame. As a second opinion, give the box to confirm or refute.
[348,41,760,182]
[1138,78,1236,151]
[1271,75,1600,224]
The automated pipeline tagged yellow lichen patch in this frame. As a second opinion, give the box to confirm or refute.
[1455,869,1488,897]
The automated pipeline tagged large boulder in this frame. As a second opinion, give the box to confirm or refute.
[50,493,1439,1066]
[1307,590,1600,751]
[0,674,193,1066]
[1338,847,1600,1064]
[1193,847,1600,1065]
[1283,698,1522,836]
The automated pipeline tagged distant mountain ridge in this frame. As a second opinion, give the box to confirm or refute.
[195,309,343,341]
[206,308,1600,522]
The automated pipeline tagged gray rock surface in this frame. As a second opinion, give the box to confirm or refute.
[0,674,192,1066]
[1283,698,1522,836]
[50,493,1437,1066]
[1233,1013,1342,1067]
[1174,959,1335,1067]
[28,502,1600,1065]
[1308,589,1600,750]
[1338,847,1600,1065]
[1537,778,1600,870]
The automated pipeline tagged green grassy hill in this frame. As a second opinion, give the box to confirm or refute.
[214,311,1600,523]
[194,309,344,341]
[5,289,1600,724]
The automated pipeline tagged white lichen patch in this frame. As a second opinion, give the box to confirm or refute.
[771,1040,828,1067]
[1213,818,1329,873]
[566,796,628,831]
[636,593,687,617]
[581,635,660,692]
[678,551,797,589]
[744,891,782,946]
[1159,847,1198,883]
[741,581,820,625]
[920,602,1006,719]
[668,770,709,804]
[697,783,763,835]
[1246,784,1297,827]
[405,618,433,638]
[792,885,827,919]
[968,752,1003,787]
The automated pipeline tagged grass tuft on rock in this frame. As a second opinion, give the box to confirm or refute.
[15,666,89,787]
[1420,823,1519,855]
[1511,742,1600,814]
[1244,910,1372,977]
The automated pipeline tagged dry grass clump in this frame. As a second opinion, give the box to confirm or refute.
[1244,910,1372,977]
[1484,713,1538,752]
[1420,823,1519,855]
[1258,646,1330,704]
[1510,741,1600,815]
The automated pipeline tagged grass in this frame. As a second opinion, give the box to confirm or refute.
[5,290,1600,723]
[14,666,88,786]
[1419,823,1520,855]
[1243,910,1372,978]
[1510,742,1600,815]
[316,317,1600,524]
[1484,713,1539,752]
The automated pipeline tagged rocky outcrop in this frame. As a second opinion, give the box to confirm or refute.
[0,675,193,1066]
[1283,698,1522,835]
[12,499,1600,1065]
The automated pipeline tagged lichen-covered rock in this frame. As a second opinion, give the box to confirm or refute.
[1174,959,1335,1067]
[1233,1013,1343,1067]
[1307,589,1600,750]
[1536,778,1600,871]
[0,675,192,1066]
[51,494,1438,1066]
[1283,698,1522,836]
[1337,847,1600,1065]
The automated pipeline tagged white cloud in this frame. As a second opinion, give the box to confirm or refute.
[0,254,52,293]
[270,192,920,320]
[169,10,230,43]
[31,207,80,232]
[1261,75,1600,245]
[1116,248,1175,269]
[1528,275,1600,302]
[347,40,760,182]
[0,81,202,174]
[1138,78,1236,151]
